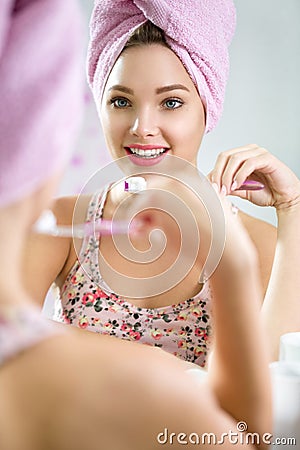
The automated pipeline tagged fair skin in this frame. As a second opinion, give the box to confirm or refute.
[23,43,298,360]
[2,175,271,450]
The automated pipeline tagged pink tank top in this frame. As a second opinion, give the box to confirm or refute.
[54,188,213,367]
[0,304,63,366]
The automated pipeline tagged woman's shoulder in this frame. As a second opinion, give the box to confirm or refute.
[238,210,277,296]
[0,332,214,450]
[52,194,93,226]
[238,209,276,243]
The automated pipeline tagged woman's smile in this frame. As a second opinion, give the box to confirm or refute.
[124,144,170,166]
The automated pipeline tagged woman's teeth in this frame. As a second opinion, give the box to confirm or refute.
[128,147,166,158]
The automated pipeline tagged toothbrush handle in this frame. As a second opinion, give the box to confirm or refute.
[41,220,131,238]
[234,180,264,191]
[84,219,130,236]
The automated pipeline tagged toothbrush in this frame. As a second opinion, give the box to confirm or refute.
[124,176,147,193]
[34,176,263,237]
[234,180,264,191]
[33,177,147,238]
[48,219,132,238]
[33,210,135,238]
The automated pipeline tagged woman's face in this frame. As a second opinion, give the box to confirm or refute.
[100,44,205,167]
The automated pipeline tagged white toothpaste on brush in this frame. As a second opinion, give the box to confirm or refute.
[124,176,147,193]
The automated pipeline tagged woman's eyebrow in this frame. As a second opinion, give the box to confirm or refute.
[156,84,190,94]
[108,84,190,95]
[108,85,133,94]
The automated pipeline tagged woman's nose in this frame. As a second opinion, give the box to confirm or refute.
[129,109,159,138]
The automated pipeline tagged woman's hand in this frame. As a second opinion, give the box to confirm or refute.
[208,144,300,211]
[126,175,258,274]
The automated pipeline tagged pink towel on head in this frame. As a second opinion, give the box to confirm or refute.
[87,0,236,133]
[0,0,84,207]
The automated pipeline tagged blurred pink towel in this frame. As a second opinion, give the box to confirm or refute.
[0,0,84,207]
[87,0,236,133]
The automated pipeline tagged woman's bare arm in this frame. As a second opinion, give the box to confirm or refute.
[239,211,277,298]
[261,202,300,360]
[207,198,272,447]
[209,144,300,361]
[128,179,272,448]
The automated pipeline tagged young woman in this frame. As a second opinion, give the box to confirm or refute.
[23,0,300,365]
[0,2,273,449]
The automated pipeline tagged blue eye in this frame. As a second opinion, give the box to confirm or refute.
[110,97,130,108]
[163,98,183,109]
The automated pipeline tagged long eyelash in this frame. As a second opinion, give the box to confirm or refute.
[108,97,130,107]
[163,98,184,108]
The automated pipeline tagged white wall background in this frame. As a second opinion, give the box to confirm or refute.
[58,0,300,227]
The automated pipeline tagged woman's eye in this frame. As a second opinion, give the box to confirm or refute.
[110,97,130,108]
[163,99,183,109]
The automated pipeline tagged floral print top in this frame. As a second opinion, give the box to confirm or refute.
[53,187,213,367]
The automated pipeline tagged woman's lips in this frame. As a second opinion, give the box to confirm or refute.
[124,146,170,166]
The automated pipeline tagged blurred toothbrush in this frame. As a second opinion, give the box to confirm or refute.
[33,210,135,238]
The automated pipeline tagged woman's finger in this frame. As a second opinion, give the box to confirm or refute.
[210,144,260,190]
[230,152,275,190]
[221,147,268,194]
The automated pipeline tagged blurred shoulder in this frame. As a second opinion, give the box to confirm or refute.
[0,332,230,450]
[52,194,93,225]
